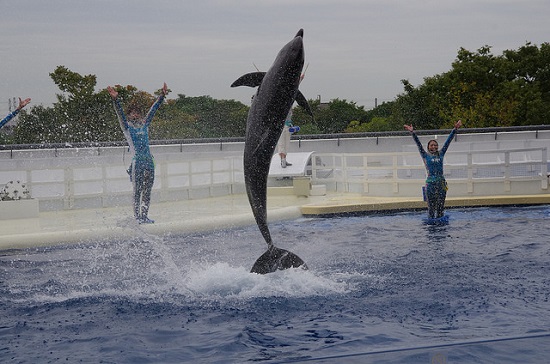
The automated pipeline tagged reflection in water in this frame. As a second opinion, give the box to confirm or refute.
[425,223,450,243]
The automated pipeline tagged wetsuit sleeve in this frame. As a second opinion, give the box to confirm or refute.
[0,109,20,129]
[411,132,427,158]
[440,128,457,157]
[143,95,165,127]
[112,98,129,131]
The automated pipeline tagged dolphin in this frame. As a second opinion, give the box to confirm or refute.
[231,29,313,274]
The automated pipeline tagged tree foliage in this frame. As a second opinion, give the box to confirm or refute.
[170,95,248,138]
[4,42,549,145]
[11,66,119,144]
[292,98,369,134]
[387,42,550,129]
[8,66,249,145]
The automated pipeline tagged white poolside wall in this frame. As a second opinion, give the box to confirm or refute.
[0,129,549,212]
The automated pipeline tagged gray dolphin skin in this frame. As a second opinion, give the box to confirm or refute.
[231,29,313,274]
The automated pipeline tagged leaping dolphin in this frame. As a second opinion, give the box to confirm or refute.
[231,29,313,274]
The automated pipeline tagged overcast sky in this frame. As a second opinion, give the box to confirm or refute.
[1,0,549,116]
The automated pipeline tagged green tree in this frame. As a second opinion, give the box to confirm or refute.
[344,101,402,132]
[50,66,117,142]
[14,66,119,144]
[389,78,447,130]
[12,105,60,144]
[344,117,392,132]
[317,99,367,133]
[390,42,550,129]
[150,99,199,140]
[171,95,248,138]
[8,42,550,144]
[292,98,368,134]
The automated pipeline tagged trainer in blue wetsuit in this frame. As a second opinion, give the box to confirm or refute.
[404,120,462,219]
[108,84,168,224]
[1,97,31,129]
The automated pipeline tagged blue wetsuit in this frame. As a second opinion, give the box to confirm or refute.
[411,128,457,219]
[113,95,164,223]
[0,109,21,129]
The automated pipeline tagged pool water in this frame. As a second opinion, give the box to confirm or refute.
[2,205,550,363]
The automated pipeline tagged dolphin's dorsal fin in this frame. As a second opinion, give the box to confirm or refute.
[230,72,266,88]
[295,90,314,119]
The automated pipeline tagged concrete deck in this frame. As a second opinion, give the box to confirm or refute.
[1,192,549,251]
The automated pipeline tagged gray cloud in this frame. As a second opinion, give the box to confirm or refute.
[1,0,549,115]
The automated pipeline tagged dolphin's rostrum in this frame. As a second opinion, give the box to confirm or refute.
[231,29,313,274]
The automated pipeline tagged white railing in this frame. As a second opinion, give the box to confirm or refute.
[0,150,245,211]
[310,148,548,197]
[1,143,548,211]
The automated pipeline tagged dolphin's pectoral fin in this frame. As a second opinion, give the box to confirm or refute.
[231,72,266,88]
[250,246,308,274]
[295,90,314,119]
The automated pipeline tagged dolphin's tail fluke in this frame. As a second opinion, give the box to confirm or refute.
[250,246,308,274]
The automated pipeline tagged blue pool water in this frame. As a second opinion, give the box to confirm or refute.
[1,205,550,363]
